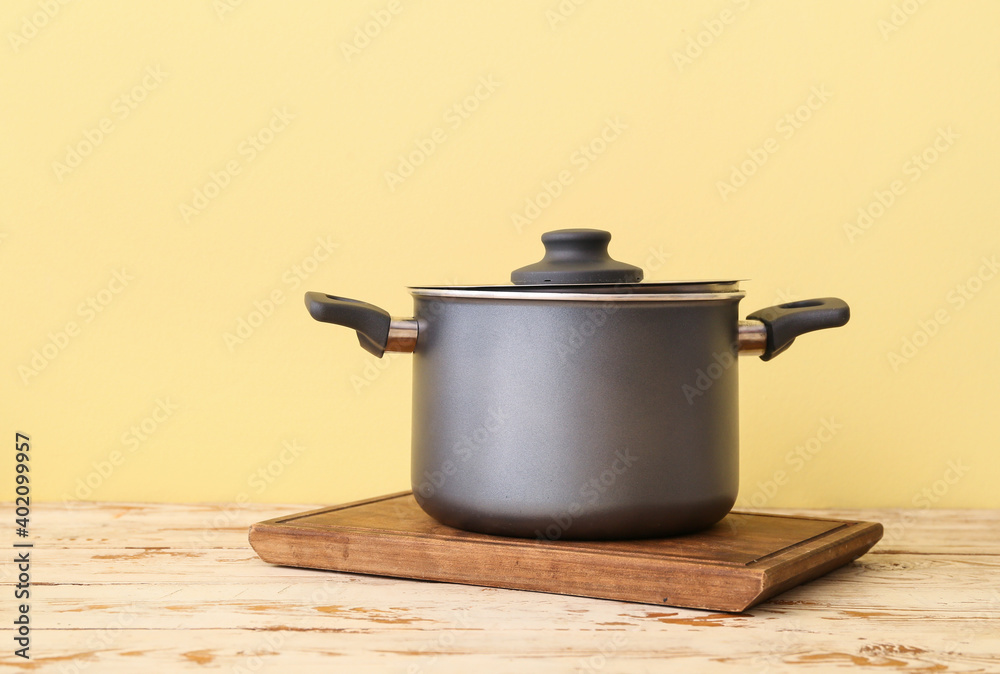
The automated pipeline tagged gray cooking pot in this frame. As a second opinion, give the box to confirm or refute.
[305,229,849,540]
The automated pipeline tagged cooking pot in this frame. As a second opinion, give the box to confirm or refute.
[305,229,849,540]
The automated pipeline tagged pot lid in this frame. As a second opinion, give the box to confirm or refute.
[410,229,741,297]
[511,229,644,285]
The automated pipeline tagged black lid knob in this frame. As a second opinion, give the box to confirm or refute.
[511,229,644,285]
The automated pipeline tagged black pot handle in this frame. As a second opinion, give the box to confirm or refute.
[746,297,850,361]
[305,292,391,357]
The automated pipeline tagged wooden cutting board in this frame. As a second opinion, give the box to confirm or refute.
[249,492,882,612]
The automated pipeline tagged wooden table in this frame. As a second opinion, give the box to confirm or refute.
[4,503,998,672]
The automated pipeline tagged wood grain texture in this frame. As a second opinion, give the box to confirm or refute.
[248,492,883,612]
[0,502,997,673]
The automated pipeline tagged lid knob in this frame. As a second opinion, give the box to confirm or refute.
[510,229,644,285]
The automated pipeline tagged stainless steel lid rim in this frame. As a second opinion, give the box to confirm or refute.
[410,279,743,294]
[408,288,746,302]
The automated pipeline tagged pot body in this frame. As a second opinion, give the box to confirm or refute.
[410,293,741,540]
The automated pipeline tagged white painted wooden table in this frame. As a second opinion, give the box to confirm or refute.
[2,503,998,672]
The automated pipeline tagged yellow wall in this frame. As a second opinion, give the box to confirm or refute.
[3,1,998,508]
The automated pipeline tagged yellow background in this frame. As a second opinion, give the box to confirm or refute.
[3,1,998,508]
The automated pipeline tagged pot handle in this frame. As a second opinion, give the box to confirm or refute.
[304,292,418,358]
[744,297,850,361]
